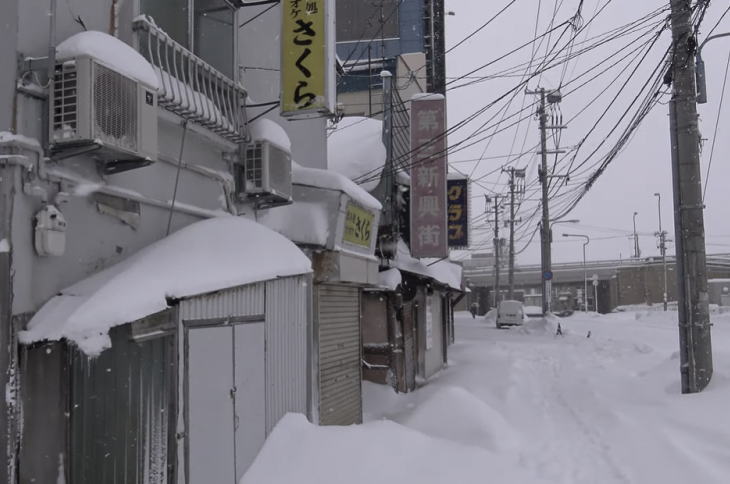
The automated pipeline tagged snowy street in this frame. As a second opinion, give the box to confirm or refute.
[242,310,730,484]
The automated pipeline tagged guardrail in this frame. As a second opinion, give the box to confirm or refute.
[133,16,247,143]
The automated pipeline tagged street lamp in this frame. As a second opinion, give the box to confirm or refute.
[696,32,730,104]
[632,211,640,259]
[548,219,580,243]
[654,193,668,311]
[563,233,590,313]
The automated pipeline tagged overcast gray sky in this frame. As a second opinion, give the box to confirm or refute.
[444,0,730,266]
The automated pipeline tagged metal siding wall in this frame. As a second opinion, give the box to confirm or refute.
[317,284,362,426]
[179,283,265,320]
[265,276,309,433]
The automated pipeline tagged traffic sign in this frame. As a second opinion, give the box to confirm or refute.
[543,271,553,281]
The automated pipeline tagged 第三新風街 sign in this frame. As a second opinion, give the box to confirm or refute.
[410,94,448,258]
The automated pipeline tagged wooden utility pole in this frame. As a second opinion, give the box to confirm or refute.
[668,0,712,393]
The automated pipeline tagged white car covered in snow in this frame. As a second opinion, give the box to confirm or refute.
[496,300,525,328]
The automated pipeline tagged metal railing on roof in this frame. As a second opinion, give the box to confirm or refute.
[133,16,248,143]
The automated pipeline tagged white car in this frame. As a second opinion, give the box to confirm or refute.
[496,300,525,329]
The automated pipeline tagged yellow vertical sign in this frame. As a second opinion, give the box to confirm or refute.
[343,203,374,248]
[281,0,327,115]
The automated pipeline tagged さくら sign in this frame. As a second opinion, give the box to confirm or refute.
[281,0,331,115]
[343,203,374,248]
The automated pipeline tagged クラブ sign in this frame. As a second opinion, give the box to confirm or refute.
[447,177,469,248]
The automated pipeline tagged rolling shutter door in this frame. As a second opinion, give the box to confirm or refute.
[318,284,362,425]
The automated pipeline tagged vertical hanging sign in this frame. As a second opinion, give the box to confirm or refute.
[410,94,448,258]
[447,177,469,249]
[281,0,333,116]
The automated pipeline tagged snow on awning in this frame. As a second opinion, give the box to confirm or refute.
[378,268,402,291]
[19,216,311,355]
[260,200,331,247]
[56,31,159,89]
[394,240,463,291]
[292,162,382,211]
[327,117,386,192]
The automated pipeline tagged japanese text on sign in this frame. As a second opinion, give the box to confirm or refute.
[410,95,448,258]
[281,0,327,115]
[343,203,374,248]
[447,178,469,248]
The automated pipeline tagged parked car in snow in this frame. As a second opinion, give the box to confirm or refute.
[496,300,525,328]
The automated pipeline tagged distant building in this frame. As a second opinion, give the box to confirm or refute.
[464,255,730,313]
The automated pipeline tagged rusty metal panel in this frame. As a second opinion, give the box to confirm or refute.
[179,282,265,321]
[265,275,310,433]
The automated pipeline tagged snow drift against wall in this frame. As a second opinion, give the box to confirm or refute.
[19,217,311,355]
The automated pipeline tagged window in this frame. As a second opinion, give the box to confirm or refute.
[336,0,400,43]
[140,0,235,78]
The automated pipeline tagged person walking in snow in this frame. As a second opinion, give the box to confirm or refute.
[470,302,478,319]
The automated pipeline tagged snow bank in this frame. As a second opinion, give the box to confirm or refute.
[20,216,311,355]
[401,386,520,452]
[240,413,546,484]
[292,162,382,211]
[518,313,562,335]
[327,117,386,192]
[56,31,159,89]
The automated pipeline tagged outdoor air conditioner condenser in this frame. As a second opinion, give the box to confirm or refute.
[50,55,158,173]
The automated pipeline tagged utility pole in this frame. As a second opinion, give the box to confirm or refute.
[381,70,398,258]
[655,192,669,311]
[503,167,524,299]
[527,88,565,316]
[668,0,712,393]
[632,211,641,258]
[487,195,503,308]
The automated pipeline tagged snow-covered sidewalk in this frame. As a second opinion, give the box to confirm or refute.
[241,310,730,484]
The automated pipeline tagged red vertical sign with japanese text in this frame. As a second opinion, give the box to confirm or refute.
[410,94,448,258]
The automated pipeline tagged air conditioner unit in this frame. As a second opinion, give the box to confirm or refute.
[239,140,292,208]
[50,55,158,174]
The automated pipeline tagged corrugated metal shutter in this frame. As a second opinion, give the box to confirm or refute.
[265,276,310,433]
[317,284,362,426]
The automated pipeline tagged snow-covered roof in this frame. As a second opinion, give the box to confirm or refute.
[394,240,463,291]
[249,118,292,152]
[293,162,382,211]
[378,268,402,291]
[411,93,445,102]
[260,200,331,247]
[56,31,159,89]
[19,216,311,355]
[424,258,464,292]
[328,117,386,192]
